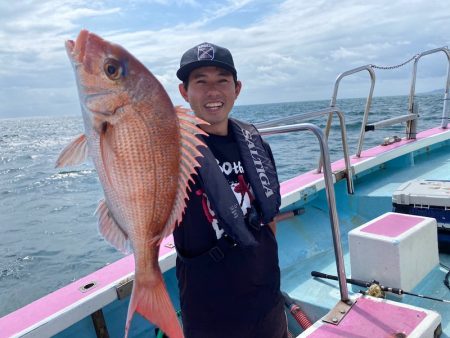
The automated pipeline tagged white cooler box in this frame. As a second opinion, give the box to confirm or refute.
[349,212,439,291]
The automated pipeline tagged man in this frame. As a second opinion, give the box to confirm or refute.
[174,42,287,338]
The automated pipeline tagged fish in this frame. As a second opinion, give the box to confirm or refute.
[57,29,207,338]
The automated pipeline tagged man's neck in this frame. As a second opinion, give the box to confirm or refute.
[200,120,229,136]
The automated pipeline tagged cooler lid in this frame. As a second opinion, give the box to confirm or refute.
[392,180,450,207]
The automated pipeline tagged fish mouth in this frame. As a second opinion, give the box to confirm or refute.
[65,29,90,64]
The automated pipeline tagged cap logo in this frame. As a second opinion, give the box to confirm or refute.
[197,44,214,61]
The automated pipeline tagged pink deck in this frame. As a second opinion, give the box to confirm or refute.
[280,171,323,195]
[361,213,423,238]
[308,297,427,337]
[0,236,175,338]
[1,126,448,336]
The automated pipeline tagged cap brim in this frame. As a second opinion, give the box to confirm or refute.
[176,60,237,81]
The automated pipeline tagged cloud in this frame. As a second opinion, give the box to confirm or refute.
[1,0,449,118]
[129,0,200,6]
[1,1,120,69]
[195,0,255,26]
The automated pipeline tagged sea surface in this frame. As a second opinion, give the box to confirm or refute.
[0,94,445,317]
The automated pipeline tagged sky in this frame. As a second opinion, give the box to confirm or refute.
[0,0,449,118]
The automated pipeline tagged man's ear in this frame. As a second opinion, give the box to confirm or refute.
[235,80,242,99]
[179,83,189,102]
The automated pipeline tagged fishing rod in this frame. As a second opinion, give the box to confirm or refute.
[311,271,450,304]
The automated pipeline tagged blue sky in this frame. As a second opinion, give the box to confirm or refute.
[0,0,449,118]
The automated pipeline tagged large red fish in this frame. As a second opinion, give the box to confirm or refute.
[57,29,206,338]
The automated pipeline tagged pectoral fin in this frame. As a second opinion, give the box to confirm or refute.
[95,199,132,254]
[55,134,88,168]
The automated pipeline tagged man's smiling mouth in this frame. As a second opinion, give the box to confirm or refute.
[205,102,224,109]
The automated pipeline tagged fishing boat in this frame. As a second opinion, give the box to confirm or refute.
[1,46,449,338]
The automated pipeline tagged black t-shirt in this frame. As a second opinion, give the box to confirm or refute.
[173,129,282,330]
[175,132,255,256]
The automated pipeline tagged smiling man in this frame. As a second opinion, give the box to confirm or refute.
[173,42,287,338]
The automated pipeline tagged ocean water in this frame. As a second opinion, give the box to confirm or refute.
[0,94,444,317]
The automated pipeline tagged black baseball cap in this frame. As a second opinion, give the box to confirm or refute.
[176,42,237,81]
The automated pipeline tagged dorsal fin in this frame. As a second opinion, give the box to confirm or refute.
[157,107,208,242]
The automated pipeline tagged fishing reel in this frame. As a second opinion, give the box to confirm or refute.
[311,270,450,304]
[361,280,385,299]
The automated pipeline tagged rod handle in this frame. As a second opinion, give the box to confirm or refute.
[311,271,369,288]
[311,271,337,280]
[383,286,403,295]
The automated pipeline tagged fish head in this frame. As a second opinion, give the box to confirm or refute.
[65,30,149,131]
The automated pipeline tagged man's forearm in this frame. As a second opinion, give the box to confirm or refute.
[267,221,277,235]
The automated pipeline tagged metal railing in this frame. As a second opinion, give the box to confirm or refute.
[329,47,450,157]
[328,65,377,159]
[258,123,349,302]
[248,46,450,309]
[255,107,354,194]
[408,47,450,130]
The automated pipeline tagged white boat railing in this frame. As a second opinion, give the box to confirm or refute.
[258,122,350,305]
[255,107,354,195]
[408,47,450,130]
[326,46,450,157]
[329,65,376,158]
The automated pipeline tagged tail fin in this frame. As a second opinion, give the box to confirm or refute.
[124,276,184,338]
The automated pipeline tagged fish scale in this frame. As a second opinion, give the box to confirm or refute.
[103,112,179,235]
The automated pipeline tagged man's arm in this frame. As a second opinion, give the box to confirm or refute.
[267,220,277,235]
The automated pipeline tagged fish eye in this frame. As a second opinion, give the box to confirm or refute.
[103,59,122,80]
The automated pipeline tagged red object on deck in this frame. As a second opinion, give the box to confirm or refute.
[289,304,312,330]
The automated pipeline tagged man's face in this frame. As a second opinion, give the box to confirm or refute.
[179,66,241,135]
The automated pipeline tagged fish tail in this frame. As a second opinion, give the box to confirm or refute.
[125,274,184,338]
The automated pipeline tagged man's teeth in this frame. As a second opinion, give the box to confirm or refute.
[205,102,223,108]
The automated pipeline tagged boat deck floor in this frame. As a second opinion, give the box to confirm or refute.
[279,143,450,336]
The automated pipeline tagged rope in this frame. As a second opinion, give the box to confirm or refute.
[371,54,420,70]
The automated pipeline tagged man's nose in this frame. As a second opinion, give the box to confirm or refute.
[206,83,221,96]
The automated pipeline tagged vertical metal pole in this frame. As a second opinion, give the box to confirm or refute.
[407,59,419,139]
[355,68,376,157]
[313,125,349,301]
[336,111,354,194]
[406,103,418,139]
[443,91,449,129]
[262,124,349,302]
[91,309,110,338]
[408,60,419,114]
[441,49,450,129]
